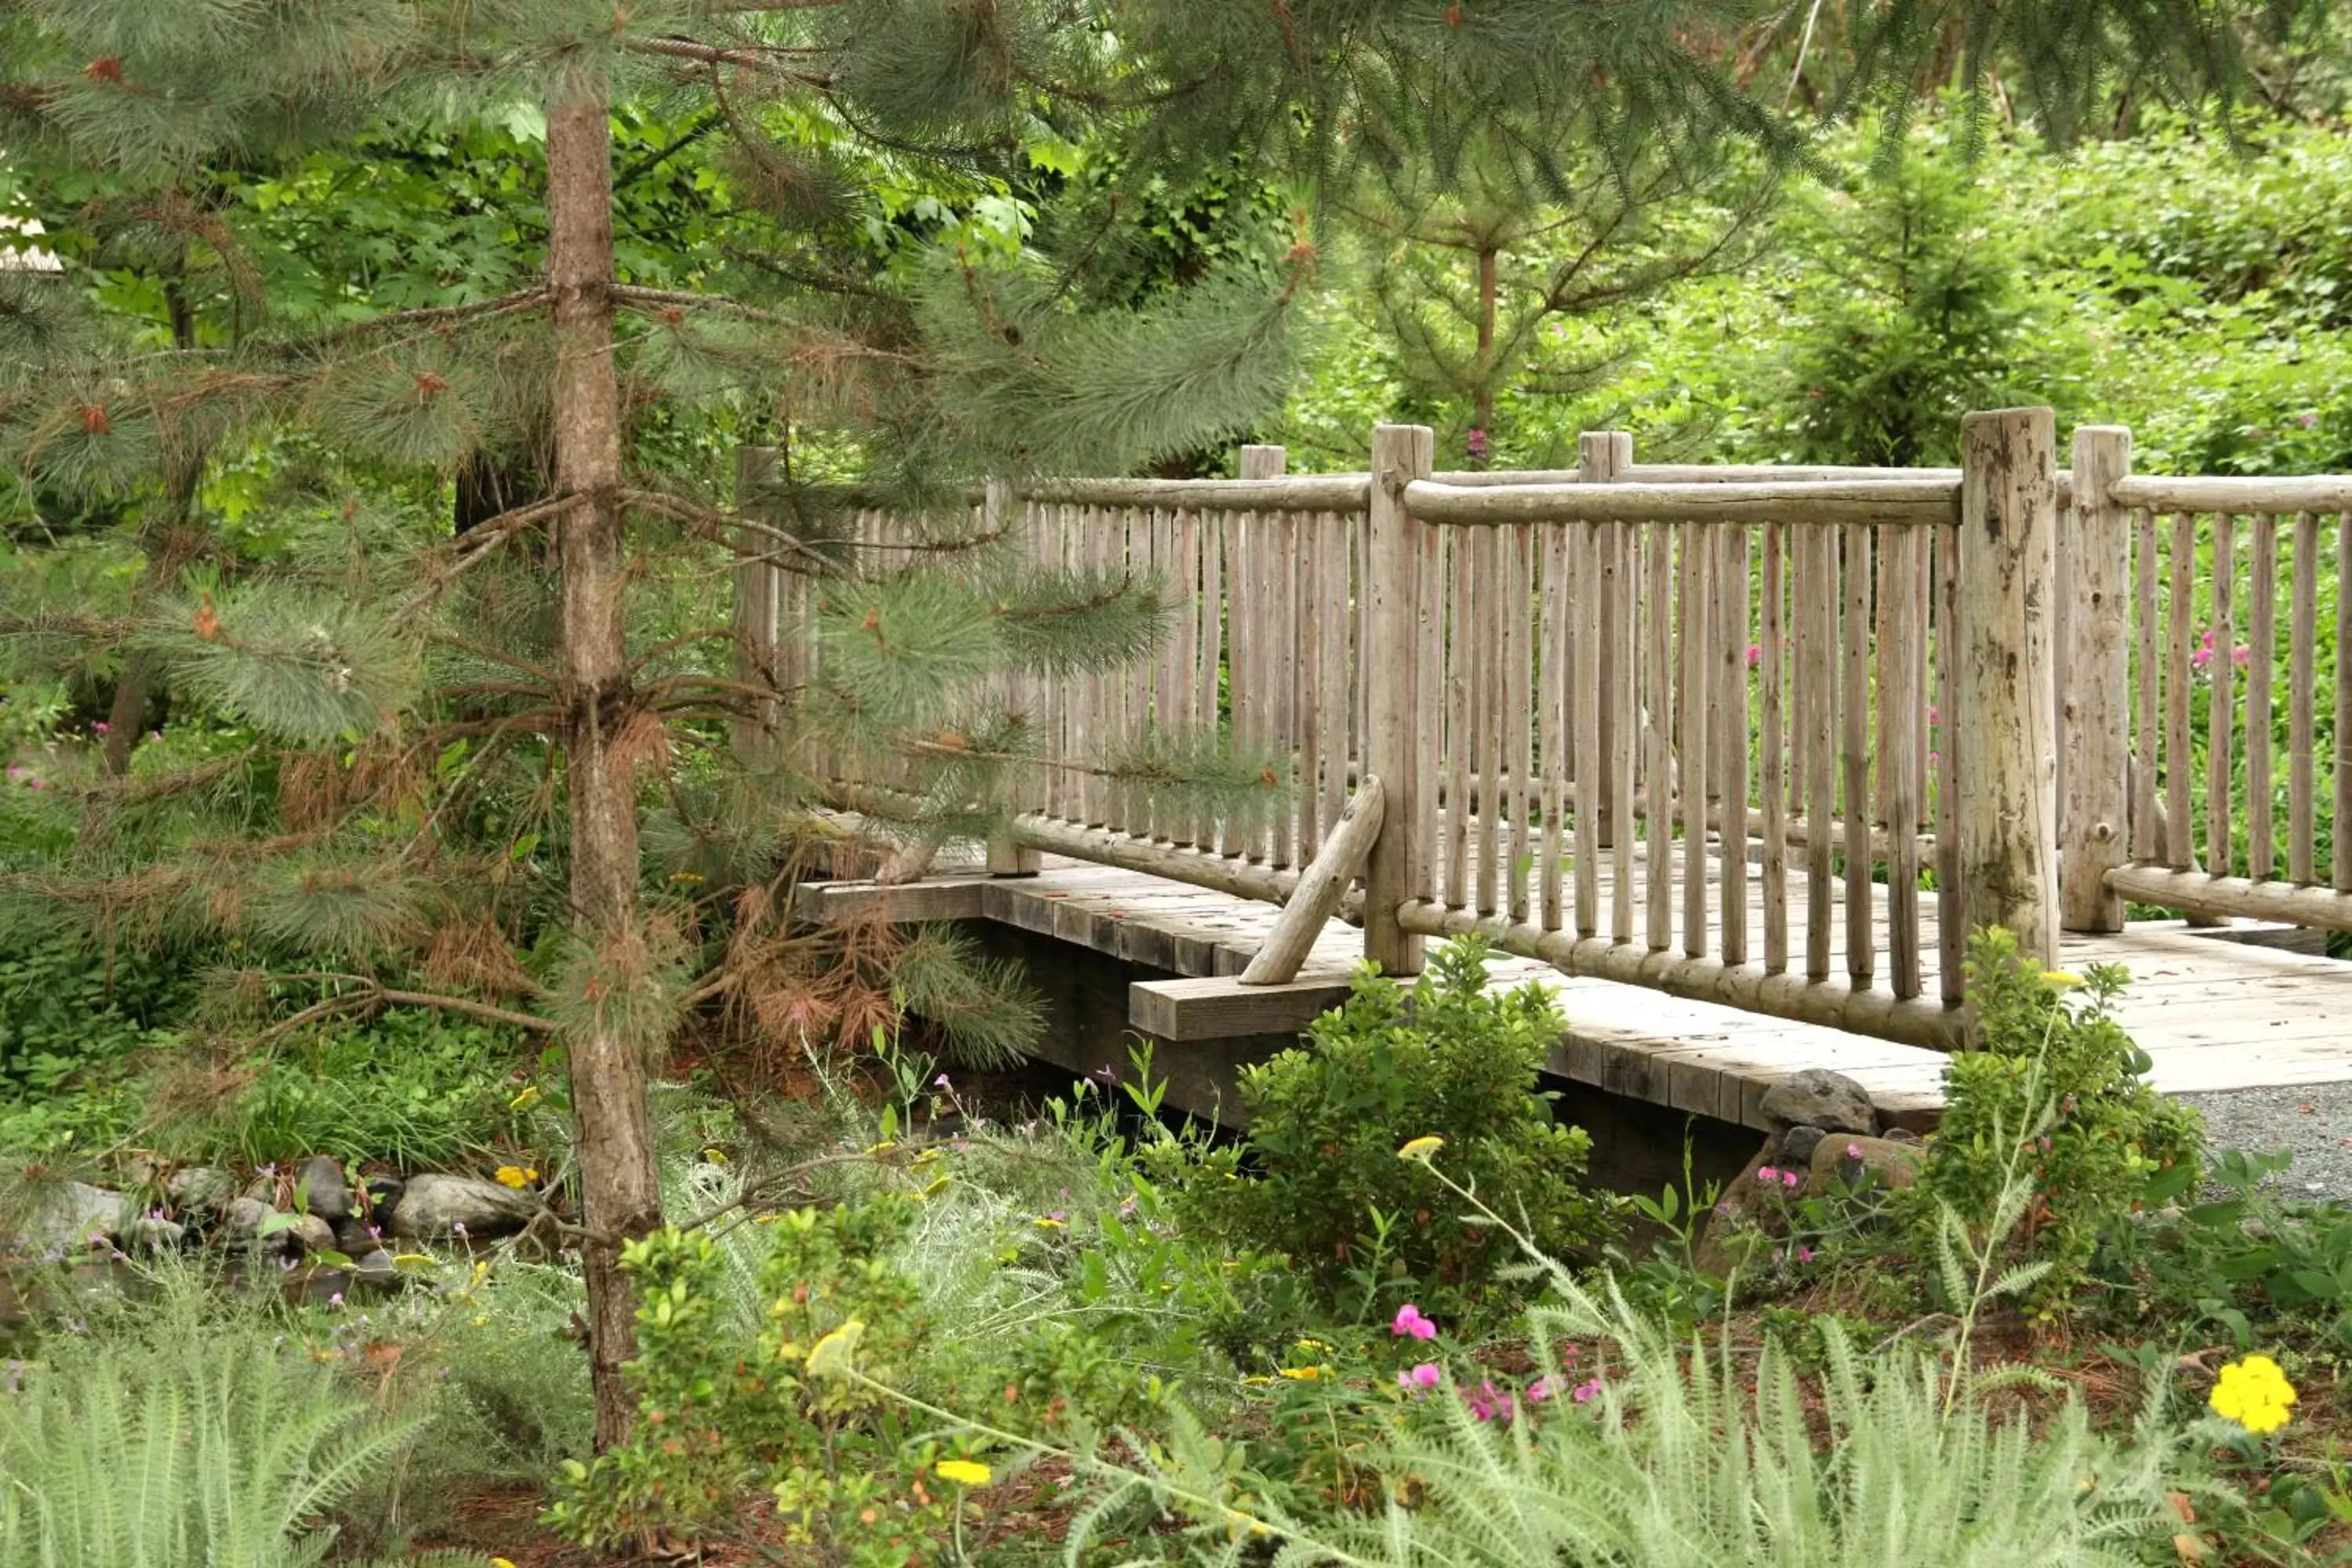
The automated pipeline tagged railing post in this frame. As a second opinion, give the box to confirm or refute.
[1957,408,2061,969]
[983,477,1044,876]
[1365,423,1434,975]
[1580,430,1632,844]
[731,445,782,770]
[2062,427,2132,931]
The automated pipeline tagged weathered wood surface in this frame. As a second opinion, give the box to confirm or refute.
[1240,776,1385,985]
[799,832,2352,1131]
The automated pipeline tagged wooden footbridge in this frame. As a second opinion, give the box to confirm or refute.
[757,408,2352,1124]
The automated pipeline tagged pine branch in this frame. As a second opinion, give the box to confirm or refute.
[257,971,556,1035]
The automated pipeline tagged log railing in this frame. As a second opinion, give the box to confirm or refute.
[744,407,2352,1048]
[2067,435,2352,932]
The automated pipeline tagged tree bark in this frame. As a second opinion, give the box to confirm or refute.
[545,81,663,1452]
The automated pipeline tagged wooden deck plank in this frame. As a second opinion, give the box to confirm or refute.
[798,826,2352,1131]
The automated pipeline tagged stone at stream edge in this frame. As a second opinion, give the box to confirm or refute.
[390,1174,536,1239]
[164,1166,239,1214]
[1758,1069,1879,1136]
[294,1156,354,1222]
[1805,1134,1925,1196]
[15,1181,126,1254]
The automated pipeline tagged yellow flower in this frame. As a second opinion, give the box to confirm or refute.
[506,1084,540,1111]
[702,1146,729,1166]
[492,1164,535,1189]
[1033,1216,1067,1229]
[1294,1338,1330,1353]
[862,1140,898,1156]
[1240,1374,1274,1386]
[492,1559,519,1568]
[1397,1135,1445,1163]
[935,1458,993,1487]
[2209,1354,2297,1435]
[1277,1365,1327,1381]
[2040,970,2084,988]
[804,1319,866,1377]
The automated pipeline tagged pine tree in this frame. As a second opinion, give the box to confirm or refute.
[0,0,2331,1454]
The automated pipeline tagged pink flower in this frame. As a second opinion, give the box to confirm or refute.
[1781,1169,1801,1190]
[1392,1304,1438,1341]
[2232,644,2251,666]
[1570,1377,1602,1404]
[1928,705,1941,725]
[2190,647,2212,670]
[1745,643,1762,669]
[1465,1379,1514,1421]
[1465,427,1490,459]
[1526,1374,1564,1403]
[1797,1245,1816,1264]
[1845,1142,1862,1160]
[328,1292,345,1309]
[1756,1165,1780,1184]
[1397,1362,1442,1395]
[2300,412,2320,428]
[2201,628,2216,648]
[90,720,108,735]
[1928,750,1940,765]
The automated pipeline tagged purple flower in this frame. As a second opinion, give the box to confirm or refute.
[934,1073,950,1087]
[2300,412,2320,429]
[328,1292,344,1309]
[1091,1064,1117,1084]
[1397,1362,1442,1395]
[1570,1377,1602,1404]
[1391,1304,1438,1341]
[367,1225,380,1241]
[452,1221,467,1239]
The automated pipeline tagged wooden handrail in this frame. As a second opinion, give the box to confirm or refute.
[1402,477,1962,527]
[2107,474,2352,513]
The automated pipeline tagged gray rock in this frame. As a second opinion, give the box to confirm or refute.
[123,1217,184,1252]
[1807,1134,1924,1194]
[350,1248,400,1294]
[294,1156,353,1222]
[289,1214,336,1255]
[165,1166,238,1214]
[390,1174,536,1239]
[15,1181,126,1254]
[220,1196,278,1243]
[1759,1069,1878,1136]
[1778,1124,1828,1168]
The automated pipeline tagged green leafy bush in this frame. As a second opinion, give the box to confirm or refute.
[0,934,194,1152]
[1905,929,2201,1316]
[545,1200,983,1561]
[1160,938,1617,1316]
[146,1008,527,1168]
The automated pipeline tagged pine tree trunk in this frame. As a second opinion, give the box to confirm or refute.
[545,80,663,1453]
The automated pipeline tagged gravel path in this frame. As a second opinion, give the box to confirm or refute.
[2176,1083,2352,1200]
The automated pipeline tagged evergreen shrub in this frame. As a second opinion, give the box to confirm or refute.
[1159,938,1617,1315]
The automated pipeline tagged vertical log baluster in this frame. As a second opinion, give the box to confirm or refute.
[1761,523,1789,974]
[2290,511,2318,884]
